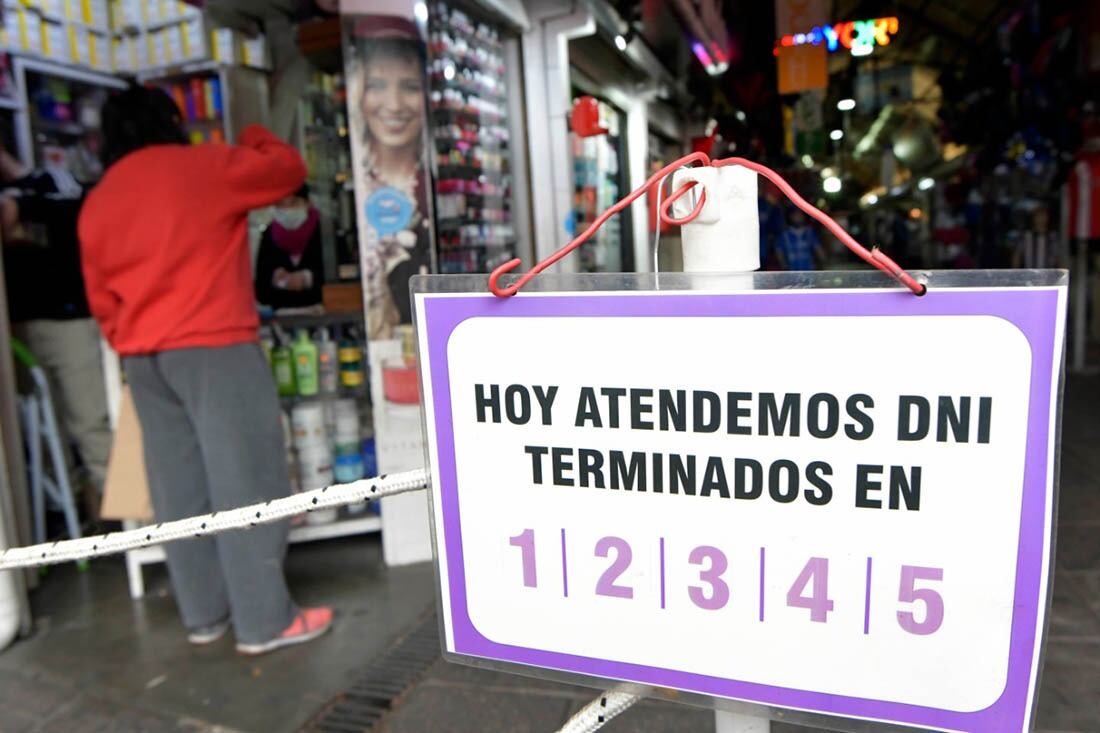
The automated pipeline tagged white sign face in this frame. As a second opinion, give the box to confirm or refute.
[414,283,1065,733]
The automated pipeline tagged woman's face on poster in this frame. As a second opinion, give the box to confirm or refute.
[361,55,425,152]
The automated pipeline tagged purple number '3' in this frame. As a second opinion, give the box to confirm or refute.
[688,546,730,610]
[595,536,633,599]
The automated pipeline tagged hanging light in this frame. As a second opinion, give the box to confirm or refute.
[801,154,814,168]
[830,129,844,141]
[823,176,842,193]
[918,177,935,191]
[837,98,856,111]
[614,35,628,52]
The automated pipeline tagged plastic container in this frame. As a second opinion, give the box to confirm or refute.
[334,452,364,483]
[317,328,339,394]
[338,332,364,388]
[291,402,326,449]
[332,398,359,443]
[292,329,319,396]
[271,341,295,397]
[382,358,420,404]
[297,443,333,491]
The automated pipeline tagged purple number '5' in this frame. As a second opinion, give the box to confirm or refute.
[897,565,944,635]
[595,536,633,599]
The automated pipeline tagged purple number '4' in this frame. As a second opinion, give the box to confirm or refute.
[787,557,834,622]
[595,536,633,599]
[688,546,730,610]
[509,529,537,588]
[897,565,944,635]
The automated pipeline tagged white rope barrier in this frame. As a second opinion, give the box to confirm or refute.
[556,684,651,733]
[0,465,648,732]
[0,468,429,570]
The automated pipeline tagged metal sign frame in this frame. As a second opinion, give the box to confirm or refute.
[411,269,1067,733]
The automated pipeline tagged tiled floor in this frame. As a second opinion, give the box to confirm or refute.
[3,378,1100,732]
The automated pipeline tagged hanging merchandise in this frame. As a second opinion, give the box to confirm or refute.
[427,2,517,274]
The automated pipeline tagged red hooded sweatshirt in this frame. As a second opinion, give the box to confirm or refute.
[78,125,305,355]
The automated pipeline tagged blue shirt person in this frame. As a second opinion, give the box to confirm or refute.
[776,210,824,271]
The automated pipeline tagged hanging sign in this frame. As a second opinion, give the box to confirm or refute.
[413,272,1066,733]
[776,43,827,95]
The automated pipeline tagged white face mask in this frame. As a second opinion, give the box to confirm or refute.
[273,207,308,230]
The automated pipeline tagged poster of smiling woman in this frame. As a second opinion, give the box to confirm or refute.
[344,12,435,340]
[343,5,437,564]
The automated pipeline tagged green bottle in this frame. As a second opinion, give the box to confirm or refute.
[293,329,319,396]
[272,337,296,397]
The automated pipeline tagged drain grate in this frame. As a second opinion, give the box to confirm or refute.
[299,608,441,732]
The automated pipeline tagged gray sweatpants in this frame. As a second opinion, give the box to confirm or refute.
[124,342,295,644]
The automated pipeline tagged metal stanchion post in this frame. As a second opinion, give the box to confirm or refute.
[671,163,771,733]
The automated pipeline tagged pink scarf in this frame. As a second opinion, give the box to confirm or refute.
[270,207,319,262]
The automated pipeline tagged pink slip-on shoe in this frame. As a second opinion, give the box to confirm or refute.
[236,607,333,656]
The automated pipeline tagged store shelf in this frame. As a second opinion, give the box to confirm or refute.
[136,59,222,82]
[32,118,86,136]
[262,311,364,330]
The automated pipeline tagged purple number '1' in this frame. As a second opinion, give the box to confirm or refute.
[897,565,944,635]
[509,529,537,588]
[787,557,834,622]
[688,546,730,610]
[595,536,633,599]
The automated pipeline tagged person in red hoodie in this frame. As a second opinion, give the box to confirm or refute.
[79,86,332,655]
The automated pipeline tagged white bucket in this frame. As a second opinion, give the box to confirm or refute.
[291,403,327,449]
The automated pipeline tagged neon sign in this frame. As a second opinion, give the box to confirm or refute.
[777,16,899,55]
[692,40,729,76]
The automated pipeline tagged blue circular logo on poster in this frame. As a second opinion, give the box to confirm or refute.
[365,187,414,236]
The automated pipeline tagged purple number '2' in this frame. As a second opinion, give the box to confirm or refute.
[897,565,944,635]
[688,546,730,610]
[509,529,536,588]
[787,557,834,622]
[595,536,633,599]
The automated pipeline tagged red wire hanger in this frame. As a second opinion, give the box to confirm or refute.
[487,153,926,298]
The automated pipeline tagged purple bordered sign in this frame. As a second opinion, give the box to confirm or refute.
[412,271,1067,733]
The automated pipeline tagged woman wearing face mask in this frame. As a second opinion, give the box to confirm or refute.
[254,183,323,310]
[348,18,431,340]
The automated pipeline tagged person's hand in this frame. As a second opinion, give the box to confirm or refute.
[273,268,310,291]
[285,271,310,291]
[272,267,290,289]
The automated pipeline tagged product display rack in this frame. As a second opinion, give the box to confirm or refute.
[294,70,358,283]
[10,55,125,170]
[138,60,269,145]
[427,2,517,274]
[2,6,393,597]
